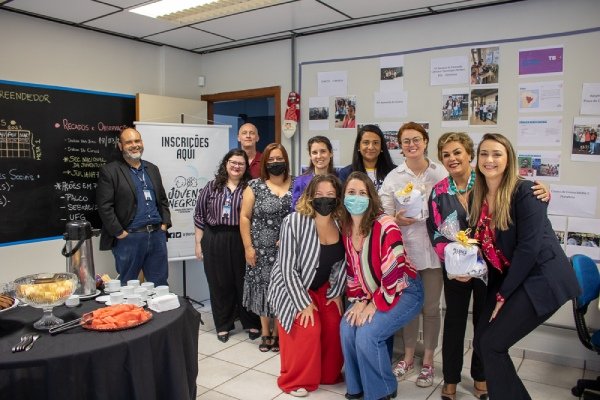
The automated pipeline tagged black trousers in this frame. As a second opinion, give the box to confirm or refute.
[442,269,487,384]
[474,273,555,400]
[202,225,260,333]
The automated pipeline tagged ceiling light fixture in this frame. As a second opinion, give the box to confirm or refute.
[130,0,284,24]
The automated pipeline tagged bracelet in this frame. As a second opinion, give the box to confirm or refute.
[353,298,366,304]
[496,293,506,303]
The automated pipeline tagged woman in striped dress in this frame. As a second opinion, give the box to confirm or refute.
[268,174,346,397]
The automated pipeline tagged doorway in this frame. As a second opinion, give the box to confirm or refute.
[201,86,281,152]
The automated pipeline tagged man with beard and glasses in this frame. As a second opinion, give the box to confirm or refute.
[96,127,171,286]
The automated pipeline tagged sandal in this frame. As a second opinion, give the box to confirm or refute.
[271,336,280,352]
[259,336,272,352]
[473,381,488,400]
[441,383,456,400]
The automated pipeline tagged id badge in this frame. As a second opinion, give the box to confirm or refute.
[222,203,231,218]
[143,190,153,201]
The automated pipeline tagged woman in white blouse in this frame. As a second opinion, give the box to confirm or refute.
[379,121,447,388]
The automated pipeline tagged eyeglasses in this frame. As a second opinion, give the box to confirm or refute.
[228,160,246,167]
[401,137,424,146]
[267,157,285,163]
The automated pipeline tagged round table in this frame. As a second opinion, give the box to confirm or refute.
[0,296,201,400]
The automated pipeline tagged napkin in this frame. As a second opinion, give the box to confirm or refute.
[147,294,180,313]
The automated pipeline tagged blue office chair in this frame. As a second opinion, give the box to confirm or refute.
[571,254,600,399]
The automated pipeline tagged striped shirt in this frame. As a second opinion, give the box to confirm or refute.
[268,212,347,333]
[343,214,417,312]
[193,180,245,229]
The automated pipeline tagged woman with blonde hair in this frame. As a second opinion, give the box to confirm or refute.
[268,174,346,397]
[469,133,579,399]
[428,132,550,400]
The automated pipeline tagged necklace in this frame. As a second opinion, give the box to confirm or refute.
[449,169,475,194]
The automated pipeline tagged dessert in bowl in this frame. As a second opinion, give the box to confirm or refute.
[14,272,78,330]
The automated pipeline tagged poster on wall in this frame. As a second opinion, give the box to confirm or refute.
[441,88,469,127]
[565,217,600,261]
[517,116,562,147]
[581,83,600,115]
[334,96,357,129]
[518,45,563,77]
[430,56,469,86]
[517,150,561,181]
[379,55,404,92]
[308,96,329,131]
[469,46,499,85]
[379,121,404,166]
[136,122,229,260]
[470,87,498,126]
[317,71,347,97]
[571,117,600,162]
[518,81,563,112]
[373,91,407,119]
[548,184,597,218]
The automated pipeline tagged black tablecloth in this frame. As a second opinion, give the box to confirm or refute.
[0,297,201,400]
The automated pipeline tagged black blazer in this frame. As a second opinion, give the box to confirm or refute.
[96,158,171,250]
[493,180,580,317]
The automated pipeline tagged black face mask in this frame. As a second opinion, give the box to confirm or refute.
[312,197,338,216]
[266,161,287,176]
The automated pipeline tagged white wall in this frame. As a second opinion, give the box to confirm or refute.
[0,11,209,298]
[1,0,599,366]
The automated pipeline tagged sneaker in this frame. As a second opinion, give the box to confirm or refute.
[392,360,414,379]
[290,388,308,397]
[416,364,434,387]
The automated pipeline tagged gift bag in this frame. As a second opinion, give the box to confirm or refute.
[394,182,424,219]
[438,215,487,284]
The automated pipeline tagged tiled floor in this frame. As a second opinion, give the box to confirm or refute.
[192,303,589,399]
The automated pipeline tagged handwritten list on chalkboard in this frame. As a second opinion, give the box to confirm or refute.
[0,80,135,245]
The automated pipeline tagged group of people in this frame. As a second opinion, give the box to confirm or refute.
[97,123,580,400]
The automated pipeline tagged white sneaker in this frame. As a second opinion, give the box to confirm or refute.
[290,388,308,397]
[416,364,434,388]
[392,360,414,379]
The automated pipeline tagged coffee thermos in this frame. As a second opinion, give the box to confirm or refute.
[61,221,100,296]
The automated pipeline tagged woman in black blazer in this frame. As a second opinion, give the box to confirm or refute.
[469,133,580,400]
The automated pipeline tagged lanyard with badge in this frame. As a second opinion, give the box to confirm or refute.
[222,188,232,219]
[132,166,153,202]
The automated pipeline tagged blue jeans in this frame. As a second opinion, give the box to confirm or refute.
[341,277,424,400]
[112,230,168,286]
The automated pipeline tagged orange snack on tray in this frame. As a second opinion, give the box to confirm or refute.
[86,304,151,330]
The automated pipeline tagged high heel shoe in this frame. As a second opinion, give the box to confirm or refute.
[441,383,456,400]
[473,381,488,400]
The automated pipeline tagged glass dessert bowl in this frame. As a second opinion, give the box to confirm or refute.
[14,272,78,330]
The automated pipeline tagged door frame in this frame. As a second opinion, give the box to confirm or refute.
[201,86,281,144]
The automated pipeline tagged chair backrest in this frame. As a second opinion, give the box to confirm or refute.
[571,254,600,309]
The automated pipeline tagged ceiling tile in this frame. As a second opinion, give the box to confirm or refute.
[320,0,452,18]
[84,10,180,37]
[192,0,346,40]
[5,0,119,23]
[100,0,151,8]
[193,32,290,52]
[146,26,230,50]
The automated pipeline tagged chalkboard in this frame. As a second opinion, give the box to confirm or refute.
[0,80,135,245]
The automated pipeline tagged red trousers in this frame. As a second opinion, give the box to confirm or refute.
[277,283,344,393]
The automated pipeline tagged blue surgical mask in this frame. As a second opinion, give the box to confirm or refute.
[344,195,369,215]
